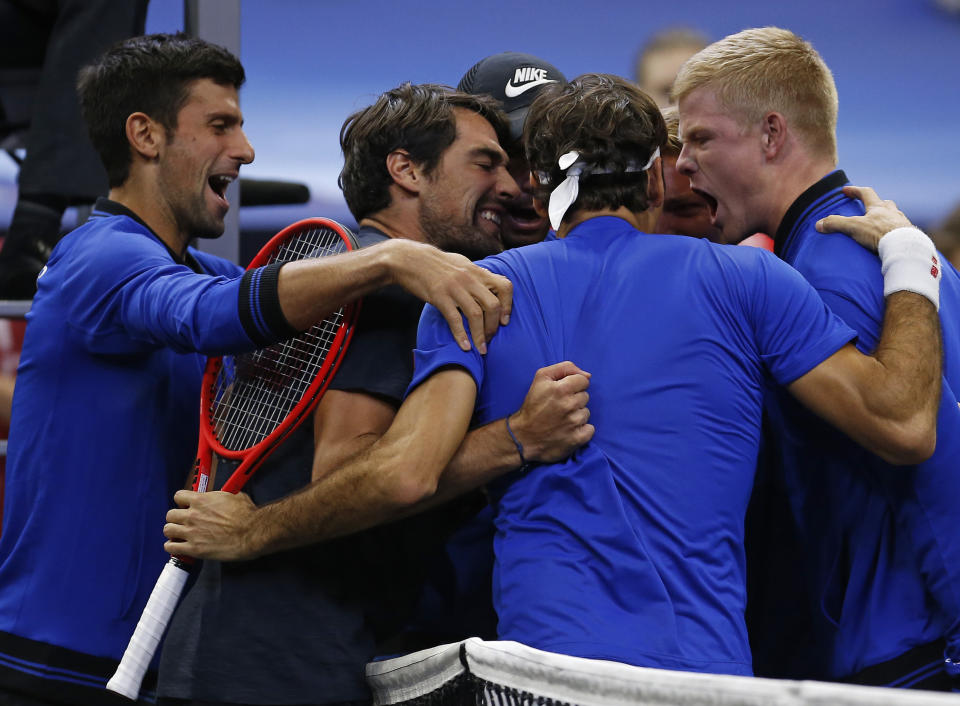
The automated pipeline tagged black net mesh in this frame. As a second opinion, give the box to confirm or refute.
[383,671,575,706]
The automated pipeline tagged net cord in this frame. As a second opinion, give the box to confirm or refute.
[367,639,959,706]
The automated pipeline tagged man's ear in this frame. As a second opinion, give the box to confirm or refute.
[761,112,788,159]
[385,149,422,194]
[125,112,163,161]
[533,197,547,219]
[646,157,664,209]
[529,172,548,218]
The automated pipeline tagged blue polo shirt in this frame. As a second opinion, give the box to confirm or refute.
[764,170,960,678]
[409,216,855,675]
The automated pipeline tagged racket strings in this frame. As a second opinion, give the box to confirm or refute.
[210,226,351,451]
[214,313,344,449]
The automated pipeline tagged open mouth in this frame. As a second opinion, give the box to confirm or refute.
[692,188,718,224]
[208,175,234,204]
[504,203,544,231]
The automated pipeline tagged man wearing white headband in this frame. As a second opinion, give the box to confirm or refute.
[164,73,945,677]
[383,72,939,675]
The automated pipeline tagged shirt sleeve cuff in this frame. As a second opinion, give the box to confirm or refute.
[238,263,299,346]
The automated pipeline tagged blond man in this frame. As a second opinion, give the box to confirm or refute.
[675,26,960,690]
[654,106,723,242]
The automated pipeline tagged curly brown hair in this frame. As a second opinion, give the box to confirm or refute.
[338,83,508,221]
[523,73,666,221]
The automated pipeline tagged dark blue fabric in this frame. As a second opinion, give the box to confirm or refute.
[158,226,426,704]
[410,216,855,674]
[157,426,378,705]
[327,229,420,403]
[764,170,960,678]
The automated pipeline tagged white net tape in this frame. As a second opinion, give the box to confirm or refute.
[367,639,959,706]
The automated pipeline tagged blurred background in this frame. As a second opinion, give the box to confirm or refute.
[1,0,959,251]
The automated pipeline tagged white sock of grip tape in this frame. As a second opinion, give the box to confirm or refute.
[877,226,942,310]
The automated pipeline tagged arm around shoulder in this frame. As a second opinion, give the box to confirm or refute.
[278,238,512,353]
[164,367,479,560]
[799,186,943,463]
[788,291,941,465]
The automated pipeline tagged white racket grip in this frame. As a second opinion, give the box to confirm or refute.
[106,559,189,700]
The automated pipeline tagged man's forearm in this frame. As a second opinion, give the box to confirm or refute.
[251,370,477,554]
[809,194,943,462]
[248,445,409,555]
[277,243,394,331]
[430,360,594,505]
[167,429,449,560]
[166,368,477,560]
[277,238,512,353]
[861,290,942,454]
[251,359,597,550]
[428,418,520,505]
[789,291,941,465]
[192,409,491,559]
[852,221,944,460]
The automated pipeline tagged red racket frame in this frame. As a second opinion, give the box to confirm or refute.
[107,217,359,700]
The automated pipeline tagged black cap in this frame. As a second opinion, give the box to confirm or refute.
[458,52,567,143]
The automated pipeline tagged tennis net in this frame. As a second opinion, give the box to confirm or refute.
[366,638,958,706]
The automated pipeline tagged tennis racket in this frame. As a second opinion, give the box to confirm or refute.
[106,218,360,700]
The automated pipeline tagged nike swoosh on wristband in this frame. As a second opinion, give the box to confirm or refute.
[504,77,558,98]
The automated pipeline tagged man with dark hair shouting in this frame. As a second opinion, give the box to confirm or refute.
[0,36,511,706]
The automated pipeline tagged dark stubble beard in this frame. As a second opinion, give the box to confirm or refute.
[418,196,503,261]
[156,173,225,242]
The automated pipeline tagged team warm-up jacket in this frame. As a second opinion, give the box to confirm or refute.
[758,170,960,687]
[0,199,295,704]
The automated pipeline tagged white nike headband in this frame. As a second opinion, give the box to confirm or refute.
[541,148,660,231]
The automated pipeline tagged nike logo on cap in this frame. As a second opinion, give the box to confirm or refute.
[504,67,558,97]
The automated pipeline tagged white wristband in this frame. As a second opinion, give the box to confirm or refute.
[877,226,942,310]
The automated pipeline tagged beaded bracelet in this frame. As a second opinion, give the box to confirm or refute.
[505,415,529,471]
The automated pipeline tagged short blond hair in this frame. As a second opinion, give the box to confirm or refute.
[672,27,838,161]
[660,105,682,157]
